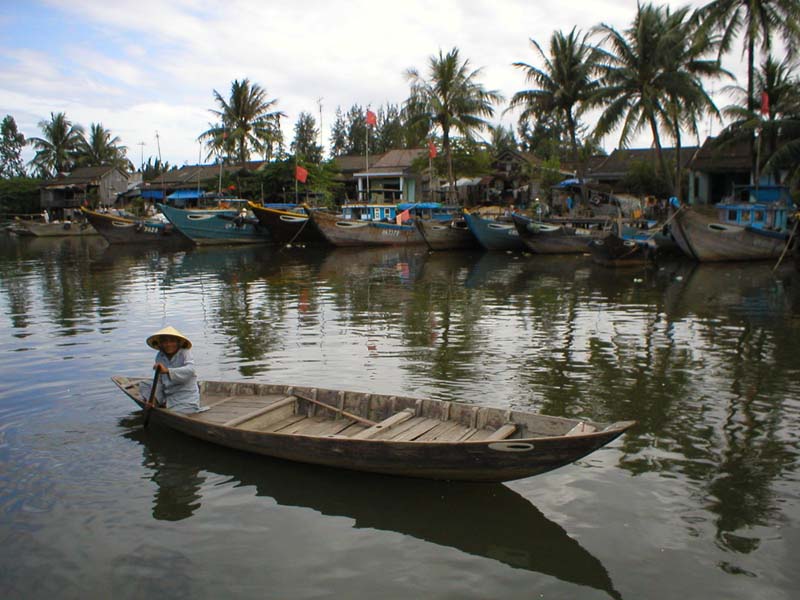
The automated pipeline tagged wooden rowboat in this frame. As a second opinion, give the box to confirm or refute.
[112,376,635,482]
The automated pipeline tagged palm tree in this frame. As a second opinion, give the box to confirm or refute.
[723,56,800,183]
[28,112,84,177]
[510,27,602,200]
[593,3,716,196]
[76,123,130,170]
[699,0,800,182]
[199,79,284,165]
[658,10,728,196]
[405,48,503,200]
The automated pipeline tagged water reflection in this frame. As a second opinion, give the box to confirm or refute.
[121,417,622,599]
[3,235,800,576]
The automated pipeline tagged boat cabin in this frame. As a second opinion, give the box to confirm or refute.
[397,202,456,221]
[340,203,398,221]
[715,186,793,232]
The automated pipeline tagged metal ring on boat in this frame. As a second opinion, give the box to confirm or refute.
[488,441,535,452]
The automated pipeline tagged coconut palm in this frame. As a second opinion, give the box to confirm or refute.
[658,10,728,196]
[593,3,715,196]
[199,79,284,165]
[28,112,84,177]
[76,123,130,170]
[405,48,503,199]
[510,27,602,199]
[699,0,800,179]
[722,56,800,183]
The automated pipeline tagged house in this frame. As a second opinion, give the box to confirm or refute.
[687,137,755,204]
[588,146,699,190]
[143,161,266,202]
[331,153,385,202]
[353,149,427,203]
[40,166,131,210]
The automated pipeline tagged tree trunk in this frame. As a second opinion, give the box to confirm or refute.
[649,113,674,197]
[747,35,756,186]
[567,112,586,203]
[443,125,456,204]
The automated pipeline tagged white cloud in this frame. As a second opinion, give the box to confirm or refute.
[4,0,745,166]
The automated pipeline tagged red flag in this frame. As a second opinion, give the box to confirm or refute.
[366,110,377,126]
[395,209,411,225]
[227,184,236,191]
[428,141,437,158]
[761,91,770,117]
[295,165,308,183]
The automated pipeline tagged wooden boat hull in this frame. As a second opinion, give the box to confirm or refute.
[463,211,526,251]
[415,217,479,250]
[112,376,634,482]
[589,234,652,267]
[248,202,326,245]
[671,207,790,262]
[14,220,97,237]
[511,213,607,254]
[81,208,190,246]
[159,203,270,245]
[306,209,425,247]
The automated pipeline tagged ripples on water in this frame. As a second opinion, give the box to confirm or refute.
[1,234,800,599]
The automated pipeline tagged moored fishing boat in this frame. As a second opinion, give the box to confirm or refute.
[511,213,610,254]
[670,186,795,262]
[463,209,526,251]
[415,216,479,250]
[111,376,635,482]
[158,200,270,245]
[248,201,327,246]
[11,218,97,237]
[305,207,425,247]
[80,207,190,246]
[589,233,654,267]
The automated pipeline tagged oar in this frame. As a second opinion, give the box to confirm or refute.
[292,391,377,426]
[143,369,160,427]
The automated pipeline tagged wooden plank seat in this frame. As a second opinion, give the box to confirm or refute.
[350,409,416,440]
[223,396,298,428]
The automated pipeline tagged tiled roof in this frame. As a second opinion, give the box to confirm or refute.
[688,137,750,172]
[42,165,122,187]
[371,148,426,170]
[592,146,699,177]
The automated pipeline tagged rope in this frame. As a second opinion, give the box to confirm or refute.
[772,214,799,271]
[277,208,312,254]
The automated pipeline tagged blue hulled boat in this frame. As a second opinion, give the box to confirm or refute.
[463,209,526,251]
[158,200,270,245]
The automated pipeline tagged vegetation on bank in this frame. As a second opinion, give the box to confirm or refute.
[1,0,800,212]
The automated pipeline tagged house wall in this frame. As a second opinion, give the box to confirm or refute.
[98,170,130,205]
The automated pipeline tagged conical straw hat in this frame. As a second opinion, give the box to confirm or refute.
[146,325,192,350]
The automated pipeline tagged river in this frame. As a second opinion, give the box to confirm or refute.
[1,234,799,599]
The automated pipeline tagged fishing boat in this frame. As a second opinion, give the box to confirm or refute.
[10,218,97,237]
[589,233,655,267]
[111,376,635,482]
[305,206,425,247]
[158,200,270,245]
[248,202,326,246]
[462,209,526,251]
[670,186,796,262]
[80,207,190,246]
[511,213,611,254]
[415,216,479,250]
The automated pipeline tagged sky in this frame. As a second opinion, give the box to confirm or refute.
[0,0,749,170]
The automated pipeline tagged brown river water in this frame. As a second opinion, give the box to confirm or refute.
[1,234,799,599]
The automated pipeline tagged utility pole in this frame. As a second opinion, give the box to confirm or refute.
[137,141,146,172]
[317,97,324,162]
